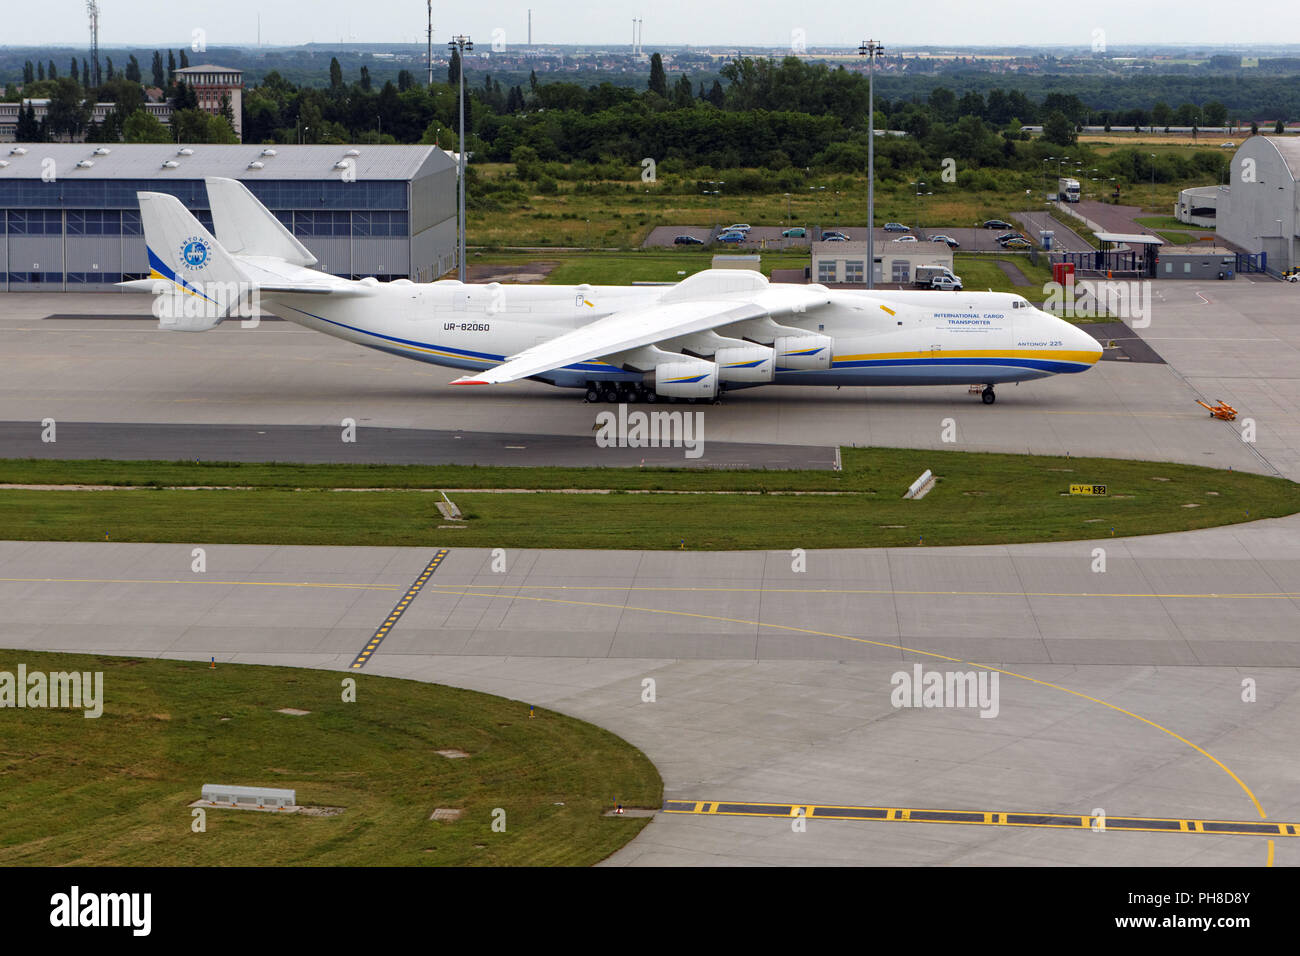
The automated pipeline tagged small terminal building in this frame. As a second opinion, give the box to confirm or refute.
[1174,185,1222,229]
[0,143,458,291]
[810,240,954,286]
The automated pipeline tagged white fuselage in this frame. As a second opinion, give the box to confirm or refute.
[264,280,1102,390]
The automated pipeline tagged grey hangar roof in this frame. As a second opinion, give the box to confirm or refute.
[0,144,450,181]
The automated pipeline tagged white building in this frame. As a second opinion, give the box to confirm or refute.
[1218,136,1299,273]
[1174,185,1222,229]
[0,99,172,143]
[811,240,953,286]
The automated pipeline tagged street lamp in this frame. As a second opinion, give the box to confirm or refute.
[909,180,928,233]
[448,34,473,281]
[703,180,724,231]
[858,39,884,288]
[809,185,826,234]
[1149,153,1156,208]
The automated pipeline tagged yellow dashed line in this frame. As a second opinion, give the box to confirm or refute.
[348,549,449,670]
[665,801,1295,838]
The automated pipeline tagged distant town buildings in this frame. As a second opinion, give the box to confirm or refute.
[0,64,243,143]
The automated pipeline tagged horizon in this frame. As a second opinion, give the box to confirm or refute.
[4,0,1297,49]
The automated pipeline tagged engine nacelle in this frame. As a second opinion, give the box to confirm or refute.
[653,359,718,399]
[713,345,775,383]
[773,334,833,371]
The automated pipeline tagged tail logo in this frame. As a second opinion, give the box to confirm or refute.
[181,236,210,271]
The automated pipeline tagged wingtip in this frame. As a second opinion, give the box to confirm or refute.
[450,377,490,386]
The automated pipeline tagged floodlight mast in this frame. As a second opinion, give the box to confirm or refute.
[426,1,434,87]
[449,35,473,281]
[858,39,884,289]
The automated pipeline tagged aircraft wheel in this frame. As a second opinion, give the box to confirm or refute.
[601,387,620,404]
[585,386,600,403]
[643,389,659,404]
[981,386,996,405]
[623,387,640,403]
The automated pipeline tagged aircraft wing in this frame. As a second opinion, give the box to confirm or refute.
[450,299,774,385]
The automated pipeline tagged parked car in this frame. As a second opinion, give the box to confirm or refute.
[724,223,752,233]
[983,219,1014,230]
[996,232,1025,243]
[883,222,909,232]
[930,274,963,291]
[1284,270,1300,283]
[892,235,918,242]
[673,235,704,245]
[821,231,850,241]
[929,235,960,248]
[1220,141,1236,149]
[782,227,806,238]
[1001,237,1033,249]
[716,231,747,243]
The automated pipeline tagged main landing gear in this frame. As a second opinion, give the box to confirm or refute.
[981,385,996,405]
[583,382,721,404]
[584,383,660,404]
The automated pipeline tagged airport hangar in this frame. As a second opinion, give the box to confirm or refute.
[0,143,459,291]
[1216,136,1299,274]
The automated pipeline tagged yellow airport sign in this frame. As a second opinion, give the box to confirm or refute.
[1070,484,1107,495]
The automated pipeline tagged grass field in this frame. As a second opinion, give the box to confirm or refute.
[467,137,1241,249]
[471,166,1049,250]
[468,248,1053,297]
[952,254,1054,297]
[1135,215,1213,232]
[0,650,661,866]
[2,449,1296,550]
[1078,132,1242,148]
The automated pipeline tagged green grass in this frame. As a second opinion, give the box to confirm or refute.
[1155,230,1199,246]
[2,450,1296,550]
[1135,215,1213,231]
[952,254,1054,297]
[469,165,1052,250]
[0,650,661,866]
[468,249,811,284]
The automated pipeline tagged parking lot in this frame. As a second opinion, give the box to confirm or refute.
[643,221,1065,253]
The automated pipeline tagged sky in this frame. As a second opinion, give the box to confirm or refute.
[9,0,1300,48]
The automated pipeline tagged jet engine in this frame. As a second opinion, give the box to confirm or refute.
[713,345,775,383]
[773,334,833,370]
[653,359,719,399]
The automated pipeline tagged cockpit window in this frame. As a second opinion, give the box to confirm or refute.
[1011,297,1029,309]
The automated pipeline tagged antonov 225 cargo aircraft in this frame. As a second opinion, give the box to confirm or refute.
[126,177,1102,404]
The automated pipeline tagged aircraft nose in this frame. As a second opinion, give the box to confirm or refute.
[1072,323,1104,364]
